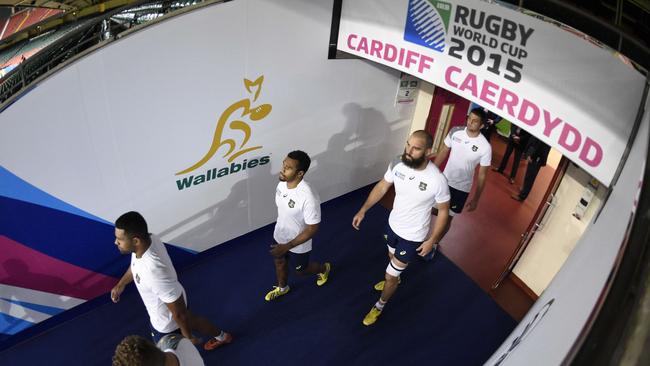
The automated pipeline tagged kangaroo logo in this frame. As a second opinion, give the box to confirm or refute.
[176,76,272,175]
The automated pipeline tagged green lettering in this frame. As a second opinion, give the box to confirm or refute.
[176,176,194,190]
[217,168,229,177]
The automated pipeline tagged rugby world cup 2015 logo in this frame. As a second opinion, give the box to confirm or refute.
[404,0,452,53]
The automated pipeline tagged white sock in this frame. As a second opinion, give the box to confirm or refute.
[279,285,288,291]
[214,330,225,341]
[375,299,386,310]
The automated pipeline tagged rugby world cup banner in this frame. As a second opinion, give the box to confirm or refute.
[338,0,646,186]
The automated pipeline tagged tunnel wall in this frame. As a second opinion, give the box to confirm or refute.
[0,0,414,340]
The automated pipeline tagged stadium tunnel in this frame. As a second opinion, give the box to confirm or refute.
[0,0,649,365]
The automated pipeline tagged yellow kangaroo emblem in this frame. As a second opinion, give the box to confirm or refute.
[176,76,272,175]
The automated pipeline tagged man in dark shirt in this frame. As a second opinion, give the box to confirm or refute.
[493,124,531,184]
[511,137,551,201]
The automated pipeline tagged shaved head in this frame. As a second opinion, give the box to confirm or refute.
[410,130,433,149]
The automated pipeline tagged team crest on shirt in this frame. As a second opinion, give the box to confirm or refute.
[472,145,478,152]
[288,199,295,208]
[419,182,427,191]
[135,273,140,284]
[400,250,407,256]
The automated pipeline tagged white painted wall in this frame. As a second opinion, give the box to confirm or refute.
[514,163,609,295]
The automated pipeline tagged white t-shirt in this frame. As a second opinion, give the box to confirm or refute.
[273,180,321,254]
[442,127,492,192]
[384,160,450,242]
[131,235,185,333]
[158,334,205,366]
[166,338,205,366]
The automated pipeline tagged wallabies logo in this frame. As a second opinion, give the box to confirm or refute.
[176,76,272,175]
[174,76,273,191]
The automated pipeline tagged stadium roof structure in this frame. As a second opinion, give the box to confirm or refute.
[0,0,140,50]
[0,1,96,11]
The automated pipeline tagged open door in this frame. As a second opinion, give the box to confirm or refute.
[492,156,570,290]
[426,86,470,157]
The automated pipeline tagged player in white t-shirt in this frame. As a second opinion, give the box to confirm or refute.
[352,130,450,326]
[264,150,331,301]
[111,212,232,352]
[113,334,205,366]
[429,107,492,258]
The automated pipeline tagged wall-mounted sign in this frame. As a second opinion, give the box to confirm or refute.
[396,73,420,104]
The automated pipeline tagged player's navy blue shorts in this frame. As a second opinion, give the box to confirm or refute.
[384,224,422,264]
[449,186,469,215]
[288,251,310,272]
[273,241,310,272]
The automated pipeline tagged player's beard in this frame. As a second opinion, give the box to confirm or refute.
[401,151,426,169]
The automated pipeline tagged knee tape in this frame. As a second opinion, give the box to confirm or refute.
[386,260,405,277]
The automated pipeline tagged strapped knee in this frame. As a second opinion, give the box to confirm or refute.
[386,260,406,278]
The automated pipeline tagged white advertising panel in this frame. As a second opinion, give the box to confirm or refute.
[337,0,646,186]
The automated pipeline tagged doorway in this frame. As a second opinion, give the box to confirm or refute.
[425,84,564,319]
[426,86,470,157]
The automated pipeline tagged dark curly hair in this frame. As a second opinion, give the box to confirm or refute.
[115,211,151,242]
[287,150,311,174]
[112,335,165,366]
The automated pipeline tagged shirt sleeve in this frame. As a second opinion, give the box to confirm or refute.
[303,194,321,225]
[174,338,206,366]
[383,162,394,183]
[480,144,492,166]
[435,176,451,203]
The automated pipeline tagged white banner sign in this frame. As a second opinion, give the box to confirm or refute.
[338,0,646,186]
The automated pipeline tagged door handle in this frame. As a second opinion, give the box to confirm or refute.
[536,194,556,231]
